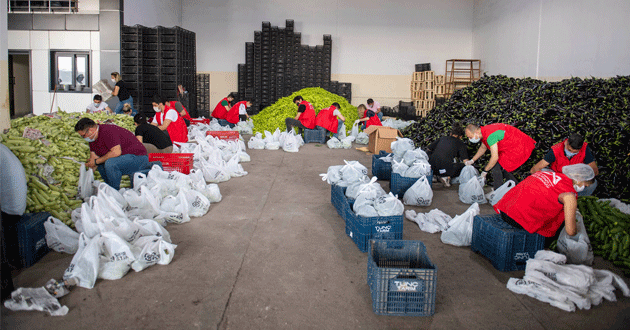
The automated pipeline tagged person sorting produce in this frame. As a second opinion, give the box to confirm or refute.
[464,123,536,189]
[493,163,595,247]
[222,100,252,128]
[366,98,383,121]
[110,72,136,115]
[74,118,149,190]
[315,102,346,139]
[355,104,382,129]
[151,95,189,145]
[86,94,112,114]
[529,133,599,196]
[426,125,470,187]
[134,114,173,154]
[285,95,316,134]
[173,101,192,127]
[211,93,235,120]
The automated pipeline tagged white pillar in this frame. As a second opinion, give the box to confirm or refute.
[0,0,10,130]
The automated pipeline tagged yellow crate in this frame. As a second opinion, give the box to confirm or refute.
[413,100,423,109]
[435,75,445,84]
[423,100,435,110]
[434,84,446,95]
[411,90,424,100]
[416,108,430,117]
[413,72,424,82]
[423,90,435,100]
[410,81,422,91]
[423,71,435,82]
[422,81,434,91]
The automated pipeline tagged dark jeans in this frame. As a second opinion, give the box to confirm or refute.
[500,211,560,248]
[285,118,307,133]
[1,212,20,300]
[316,119,344,139]
[239,115,248,122]
[97,154,149,190]
[491,162,518,190]
[218,119,236,128]
[430,159,465,178]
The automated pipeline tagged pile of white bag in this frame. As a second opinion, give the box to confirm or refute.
[187,118,253,137]
[390,138,431,177]
[347,122,369,145]
[345,177,404,217]
[320,160,369,186]
[381,118,415,130]
[405,208,452,233]
[507,250,630,312]
[458,165,487,204]
[247,128,304,152]
[176,134,250,183]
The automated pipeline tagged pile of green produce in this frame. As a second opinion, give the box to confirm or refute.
[252,87,358,134]
[402,75,630,199]
[578,196,630,274]
[1,111,136,227]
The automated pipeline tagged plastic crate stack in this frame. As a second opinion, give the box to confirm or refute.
[196,74,210,117]
[237,20,352,113]
[120,24,197,115]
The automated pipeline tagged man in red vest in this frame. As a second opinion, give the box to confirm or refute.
[222,100,252,128]
[494,163,595,247]
[529,133,599,196]
[211,93,235,120]
[315,102,346,139]
[285,96,316,133]
[465,123,536,190]
[151,95,189,145]
[355,104,382,130]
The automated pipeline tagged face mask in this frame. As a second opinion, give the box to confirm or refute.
[111,78,116,84]
[154,106,161,112]
[84,127,97,143]
[573,184,585,192]
[94,103,100,108]
[565,148,578,158]
[469,137,480,143]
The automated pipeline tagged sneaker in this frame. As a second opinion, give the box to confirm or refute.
[439,176,451,187]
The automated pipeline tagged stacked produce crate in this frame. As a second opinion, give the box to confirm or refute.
[410,70,436,117]
[237,20,351,114]
[121,25,197,116]
[196,74,210,117]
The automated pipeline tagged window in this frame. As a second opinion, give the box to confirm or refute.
[8,1,78,13]
[51,51,90,91]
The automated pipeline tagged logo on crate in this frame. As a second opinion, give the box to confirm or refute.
[393,280,420,292]
[36,238,46,251]
[375,225,392,233]
[514,252,531,261]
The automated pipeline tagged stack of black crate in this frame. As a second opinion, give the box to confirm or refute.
[196,74,210,117]
[121,24,196,116]
[237,20,352,114]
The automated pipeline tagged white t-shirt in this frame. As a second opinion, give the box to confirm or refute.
[333,109,341,117]
[86,101,109,113]
[0,144,27,215]
[151,109,179,124]
[239,103,247,115]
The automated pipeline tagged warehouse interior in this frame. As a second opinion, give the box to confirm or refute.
[1,0,630,329]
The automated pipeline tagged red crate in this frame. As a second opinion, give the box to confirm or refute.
[190,118,210,125]
[148,153,194,174]
[206,131,239,141]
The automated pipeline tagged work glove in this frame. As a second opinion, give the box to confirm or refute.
[354,119,360,124]
[464,160,474,166]
[480,171,488,178]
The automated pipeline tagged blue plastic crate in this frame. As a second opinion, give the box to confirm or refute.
[389,172,433,197]
[372,151,392,181]
[17,212,51,268]
[368,240,437,316]
[346,200,404,253]
[470,214,545,272]
[304,128,326,143]
[331,184,348,219]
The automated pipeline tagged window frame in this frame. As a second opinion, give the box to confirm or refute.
[50,50,91,92]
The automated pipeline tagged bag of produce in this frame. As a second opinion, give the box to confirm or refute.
[78,164,95,201]
[319,165,344,185]
[390,137,415,158]
[391,159,409,175]
[182,188,211,218]
[487,180,516,205]
[339,160,368,186]
[374,193,404,216]
[44,216,80,254]
[63,233,101,289]
[404,161,431,178]
[556,212,594,265]
[458,165,479,186]
[403,176,433,206]
[98,231,135,280]
[355,132,369,145]
[440,203,480,247]
[158,190,190,224]
[459,176,487,204]
[350,122,360,138]
[130,236,177,272]
[327,137,342,149]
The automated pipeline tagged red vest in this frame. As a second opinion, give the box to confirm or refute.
[315,106,339,133]
[181,106,192,122]
[226,101,246,124]
[550,140,587,173]
[212,98,230,119]
[156,106,188,144]
[494,171,576,237]
[363,109,382,128]
[298,101,316,129]
[481,123,536,172]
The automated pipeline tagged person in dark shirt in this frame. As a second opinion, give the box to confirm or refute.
[110,72,136,115]
[426,125,470,187]
[529,133,599,196]
[134,114,173,154]
[75,118,148,190]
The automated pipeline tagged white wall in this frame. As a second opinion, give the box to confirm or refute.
[1,0,9,129]
[182,0,474,76]
[124,0,182,28]
[473,0,630,78]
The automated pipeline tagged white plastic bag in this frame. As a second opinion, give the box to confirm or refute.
[327,137,342,149]
[440,203,480,246]
[355,132,369,145]
[78,164,95,201]
[403,176,433,206]
[339,160,368,185]
[159,190,191,224]
[340,136,353,149]
[557,212,594,265]
[390,138,415,157]
[131,236,177,272]
[282,133,300,153]
[133,219,172,243]
[404,161,432,178]
[350,122,359,138]
[248,135,265,149]
[458,165,479,185]
[44,216,80,254]
[459,176,487,204]
[391,159,409,175]
[487,180,515,205]
[374,193,404,216]
[183,188,211,217]
[98,232,135,280]
[265,141,280,150]
[320,165,343,185]
[97,182,128,209]
[405,210,442,233]
[63,233,101,289]
[3,287,69,316]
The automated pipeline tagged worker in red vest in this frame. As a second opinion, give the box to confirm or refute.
[151,95,189,145]
[222,100,252,128]
[315,102,346,139]
[285,96,316,133]
[464,123,536,190]
[173,101,192,127]
[355,104,382,130]
[529,133,599,196]
[211,93,235,120]
[494,163,595,247]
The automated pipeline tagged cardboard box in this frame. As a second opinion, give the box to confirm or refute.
[364,126,402,154]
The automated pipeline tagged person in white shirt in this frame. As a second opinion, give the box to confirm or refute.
[86,95,112,114]
[238,102,250,122]
[366,98,383,121]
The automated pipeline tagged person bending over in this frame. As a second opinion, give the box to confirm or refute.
[212,93,235,120]
[285,96,316,134]
[86,94,112,114]
[134,114,173,154]
[426,124,470,187]
[315,102,346,139]
[222,100,252,128]
[151,95,189,145]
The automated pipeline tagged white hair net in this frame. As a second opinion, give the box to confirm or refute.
[562,163,595,182]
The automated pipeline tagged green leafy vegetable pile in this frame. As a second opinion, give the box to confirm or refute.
[252,87,358,134]
[402,75,630,199]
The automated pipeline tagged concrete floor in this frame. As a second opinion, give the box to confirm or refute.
[2,143,630,329]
